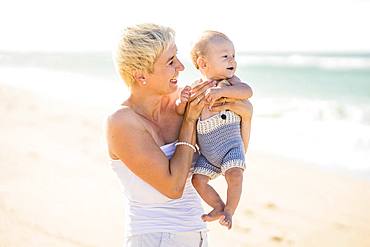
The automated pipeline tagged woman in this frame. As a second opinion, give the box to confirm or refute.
[107,23,252,247]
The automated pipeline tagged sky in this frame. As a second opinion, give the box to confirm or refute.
[1,0,370,53]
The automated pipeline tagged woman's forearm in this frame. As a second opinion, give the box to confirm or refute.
[168,118,197,198]
[241,117,252,153]
[166,80,212,198]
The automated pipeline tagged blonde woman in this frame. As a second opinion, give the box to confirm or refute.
[107,23,253,246]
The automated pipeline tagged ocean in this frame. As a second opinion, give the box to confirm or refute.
[1,51,370,177]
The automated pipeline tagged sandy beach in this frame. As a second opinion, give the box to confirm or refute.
[1,84,370,247]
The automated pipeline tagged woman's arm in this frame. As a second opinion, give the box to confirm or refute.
[107,81,213,199]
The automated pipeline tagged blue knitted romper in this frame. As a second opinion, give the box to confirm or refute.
[194,110,246,179]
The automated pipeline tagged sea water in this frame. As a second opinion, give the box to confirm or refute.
[1,51,369,177]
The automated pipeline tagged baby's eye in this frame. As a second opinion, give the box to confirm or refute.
[223,55,228,58]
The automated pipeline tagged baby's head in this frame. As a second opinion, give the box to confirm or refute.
[191,31,236,81]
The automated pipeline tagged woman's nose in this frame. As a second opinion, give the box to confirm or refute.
[177,59,185,71]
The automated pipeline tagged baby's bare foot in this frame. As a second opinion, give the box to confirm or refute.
[201,208,224,222]
[219,211,233,230]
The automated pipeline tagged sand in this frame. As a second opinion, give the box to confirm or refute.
[1,84,370,247]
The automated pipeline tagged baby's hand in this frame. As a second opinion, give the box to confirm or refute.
[205,86,224,109]
[180,86,191,103]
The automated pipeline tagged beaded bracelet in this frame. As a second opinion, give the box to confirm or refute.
[175,141,199,153]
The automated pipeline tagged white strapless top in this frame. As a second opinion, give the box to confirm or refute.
[110,142,206,236]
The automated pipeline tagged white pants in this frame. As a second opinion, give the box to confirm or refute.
[126,231,208,247]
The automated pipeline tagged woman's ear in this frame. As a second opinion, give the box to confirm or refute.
[133,70,147,86]
[197,56,207,70]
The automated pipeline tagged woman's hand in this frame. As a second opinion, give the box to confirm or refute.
[204,86,224,109]
[183,79,215,122]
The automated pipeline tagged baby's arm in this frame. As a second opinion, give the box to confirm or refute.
[175,86,191,115]
[226,75,253,99]
[206,76,253,108]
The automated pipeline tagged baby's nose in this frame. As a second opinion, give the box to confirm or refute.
[229,58,236,65]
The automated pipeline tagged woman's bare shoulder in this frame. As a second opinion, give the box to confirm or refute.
[107,106,144,131]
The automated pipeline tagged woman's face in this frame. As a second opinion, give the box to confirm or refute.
[145,43,185,95]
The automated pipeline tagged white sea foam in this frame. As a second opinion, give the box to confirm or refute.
[238,54,370,70]
[250,97,370,173]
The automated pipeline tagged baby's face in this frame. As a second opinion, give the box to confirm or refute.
[205,39,236,80]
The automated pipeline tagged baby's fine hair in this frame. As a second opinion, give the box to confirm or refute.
[114,23,175,87]
[191,31,231,69]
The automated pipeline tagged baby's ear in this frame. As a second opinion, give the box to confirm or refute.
[196,56,207,70]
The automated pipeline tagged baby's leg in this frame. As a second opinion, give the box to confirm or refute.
[192,174,225,222]
[221,167,244,229]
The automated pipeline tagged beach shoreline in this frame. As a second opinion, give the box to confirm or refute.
[1,84,370,247]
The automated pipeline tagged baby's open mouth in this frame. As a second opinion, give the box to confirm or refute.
[227,67,234,70]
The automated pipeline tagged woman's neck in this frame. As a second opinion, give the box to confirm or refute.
[127,87,172,122]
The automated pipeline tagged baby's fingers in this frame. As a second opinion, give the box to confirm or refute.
[183,85,191,92]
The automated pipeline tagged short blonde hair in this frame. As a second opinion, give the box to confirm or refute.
[114,23,175,87]
[191,31,231,69]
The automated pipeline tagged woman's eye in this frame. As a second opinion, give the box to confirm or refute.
[169,60,174,65]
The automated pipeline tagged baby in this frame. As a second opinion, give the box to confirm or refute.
[176,31,252,229]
